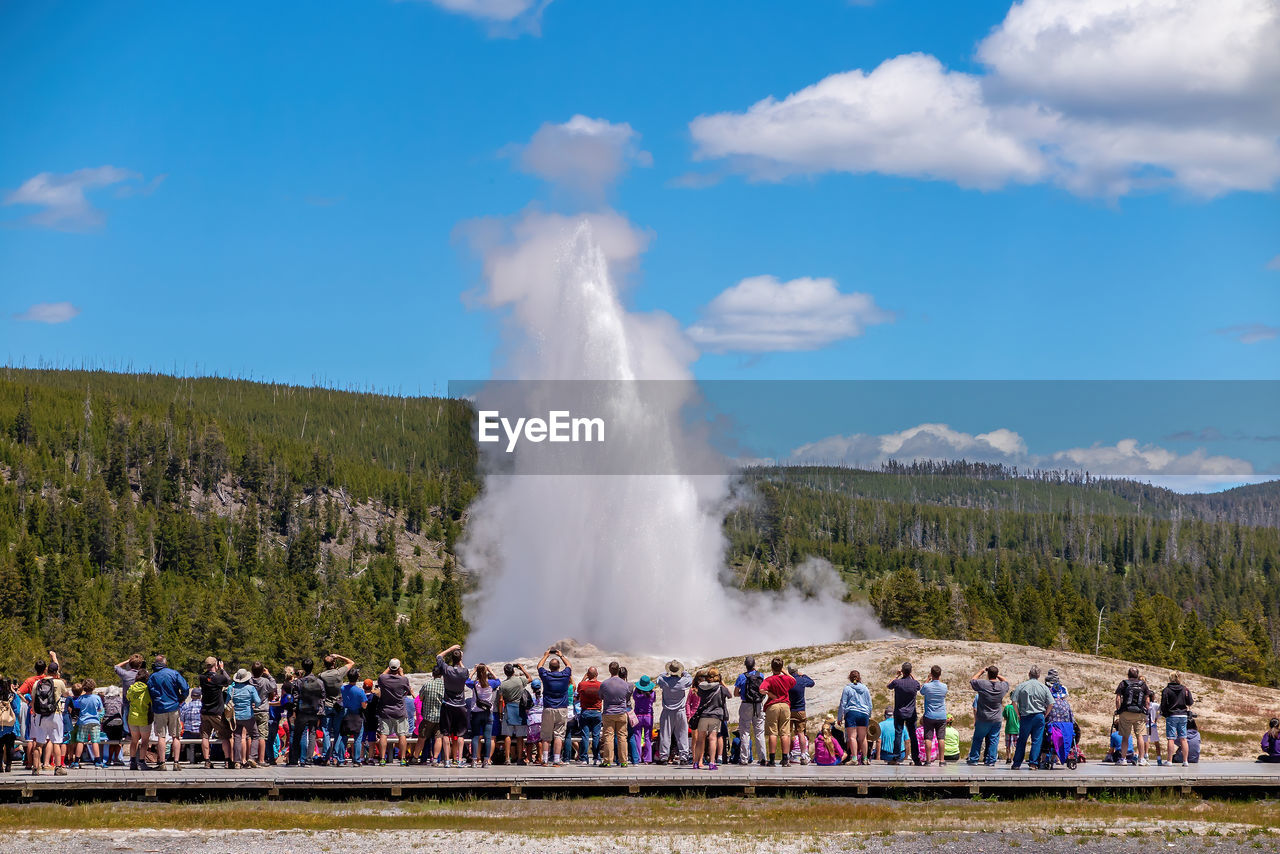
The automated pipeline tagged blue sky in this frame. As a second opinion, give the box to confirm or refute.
[2,0,1278,484]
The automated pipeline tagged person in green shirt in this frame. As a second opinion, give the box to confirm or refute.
[943,714,961,762]
[1003,699,1019,763]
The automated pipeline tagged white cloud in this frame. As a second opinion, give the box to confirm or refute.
[13,301,81,324]
[419,0,550,33]
[515,116,651,199]
[686,275,892,353]
[1216,323,1279,344]
[690,54,1046,190]
[4,166,141,230]
[976,0,1280,122]
[1045,439,1254,476]
[789,423,1260,487]
[689,0,1280,197]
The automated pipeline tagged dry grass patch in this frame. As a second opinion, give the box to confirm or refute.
[2,795,1280,835]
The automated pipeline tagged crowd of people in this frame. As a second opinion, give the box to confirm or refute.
[2,647,1278,775]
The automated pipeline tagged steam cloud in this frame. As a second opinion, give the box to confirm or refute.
[458,209,885,660]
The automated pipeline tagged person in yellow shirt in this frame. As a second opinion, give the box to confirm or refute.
[943,714,961,762]
[126,667,152,770]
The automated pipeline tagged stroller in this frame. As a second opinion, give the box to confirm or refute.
[1037,721,1082,770]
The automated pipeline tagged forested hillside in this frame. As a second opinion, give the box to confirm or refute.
[728,466,1280,686]
[3,369,1277,690]
[0,369,476,684]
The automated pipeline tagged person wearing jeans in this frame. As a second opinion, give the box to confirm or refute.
[733,657,766,765]
[969,718,1001,764]
[1010,666,1052,770]
[632,676,655,763]
[578,709,602,764]
[886,663,922,766]
[576,667,604,765]
[967,664,1010,766]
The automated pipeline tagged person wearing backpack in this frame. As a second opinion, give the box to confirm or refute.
[1114,667,1151,767]
[27,655,68,776]
[290,658,325,766]
[733,656,766,765]
[0,677,20,773]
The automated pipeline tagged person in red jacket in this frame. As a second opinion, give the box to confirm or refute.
[760,657,796,767]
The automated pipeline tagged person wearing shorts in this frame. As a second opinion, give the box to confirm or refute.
[228,670,262,768]
[1159,672,1193,768]
[375,659,412,766]
[498,662,532,766]
[152,711,180,742]
[691,669,730,770]
[760,658,796,766]
[536,648,573,766]
[198,658,232,768]
[29,710,65,775]
[839,670,873,765]
[378,716,410,737]
[417,674,443,765]
[250,662,277,767]
[1115,667,1151,766]
[434,644,472,767]
[541,708,568,746]
[200,713,231,760]
[146,655,189,771]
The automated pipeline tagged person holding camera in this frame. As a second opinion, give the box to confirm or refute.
[437,643,471,768]
[198,657,232,769]
[536,647,573,766]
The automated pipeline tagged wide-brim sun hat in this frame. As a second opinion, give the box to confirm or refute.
[667,660,682,674]
[636,675,654,691]
[233,669,251,683]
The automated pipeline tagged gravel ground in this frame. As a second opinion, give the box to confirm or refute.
[3,830,1280,854]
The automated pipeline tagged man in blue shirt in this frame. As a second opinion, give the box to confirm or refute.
[536,648,572,766]
[339,669,368,765]
[146,655,190,771]
[919,665,948,766]
[733,657,765,765]
[786,664,815,763]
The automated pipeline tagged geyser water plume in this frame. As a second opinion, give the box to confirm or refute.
[460,211,883,660]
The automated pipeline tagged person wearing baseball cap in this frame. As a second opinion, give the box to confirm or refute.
[375,657,412,766]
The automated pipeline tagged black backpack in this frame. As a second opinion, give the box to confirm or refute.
[32,677,58,716]
[741,672,764,704]
[1122,679,1147,713]
[297,674,325,714]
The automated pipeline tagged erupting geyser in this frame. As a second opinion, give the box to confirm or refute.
[459,211,882,660]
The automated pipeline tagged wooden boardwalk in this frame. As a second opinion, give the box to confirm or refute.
[2,761,1278,801]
